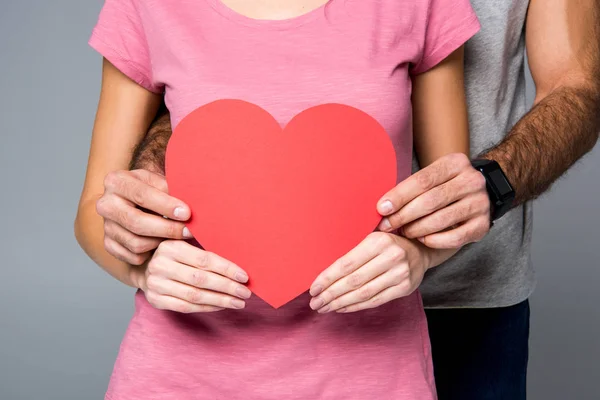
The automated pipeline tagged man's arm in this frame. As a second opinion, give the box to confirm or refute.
[377,0,599,248]
[482,0,600,205]
[130,102,172,174]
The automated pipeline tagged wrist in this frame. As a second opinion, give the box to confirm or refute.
[128,262,148,290]
[400,236,434,272]
[130,161,165,175]
[471,158,515,222]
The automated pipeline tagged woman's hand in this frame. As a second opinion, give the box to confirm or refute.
[131,240,252,313]
[308,232,433,314]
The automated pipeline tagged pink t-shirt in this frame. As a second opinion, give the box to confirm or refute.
[90,1,479,399]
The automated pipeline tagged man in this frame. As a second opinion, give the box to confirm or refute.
[95,0,600,398]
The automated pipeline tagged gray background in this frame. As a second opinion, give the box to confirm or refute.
[0,1,598,399]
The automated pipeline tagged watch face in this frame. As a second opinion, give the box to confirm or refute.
[489,169,512,196]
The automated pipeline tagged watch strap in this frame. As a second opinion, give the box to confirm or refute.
[471,159,515,222]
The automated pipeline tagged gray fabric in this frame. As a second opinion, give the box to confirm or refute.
[420,0,535,308]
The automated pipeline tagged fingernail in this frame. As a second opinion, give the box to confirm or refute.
[310,298,324,310]
[231,299,246,309]
[235,272,249,283]
[182,227,193,238]
[337,307,348,313]
[310,285,323,296]
[236,286,252,299]
[318,305,330,314]
[174,207,189,220]
[379,200,393,215]
[379,218,392,231]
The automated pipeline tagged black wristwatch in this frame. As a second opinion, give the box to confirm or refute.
[471,159,515,222]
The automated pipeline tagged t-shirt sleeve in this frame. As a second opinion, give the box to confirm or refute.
[88,0,162,93]
[411,0,481,75]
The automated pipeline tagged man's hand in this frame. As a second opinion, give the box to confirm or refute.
[131,240,252,313]
[376,153,491,249]
[96,169,193,266]
[308,232,431,313]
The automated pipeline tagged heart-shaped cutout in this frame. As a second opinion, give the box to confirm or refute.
[165,100,397,308]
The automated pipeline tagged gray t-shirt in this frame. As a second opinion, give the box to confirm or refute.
[420,0,535,308]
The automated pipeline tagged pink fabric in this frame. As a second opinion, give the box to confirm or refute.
[89,1,479,399]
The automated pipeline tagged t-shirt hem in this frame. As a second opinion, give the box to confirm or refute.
[89,31,163,94]
[411,13,481,75]
[423,283,536,309]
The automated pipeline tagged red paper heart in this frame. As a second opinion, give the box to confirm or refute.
[165,100,396,308]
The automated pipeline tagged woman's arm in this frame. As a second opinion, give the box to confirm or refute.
[412,46,469,166]
[74,58,162,286]
[408,46,471,268]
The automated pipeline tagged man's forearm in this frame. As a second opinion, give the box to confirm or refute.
[482,82,600,205]
[130,103,172,174]
[482,0,600,206]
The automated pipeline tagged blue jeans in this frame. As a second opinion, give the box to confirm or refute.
[425,300,530,400]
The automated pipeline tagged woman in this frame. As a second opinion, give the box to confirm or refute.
[75,0,480,398]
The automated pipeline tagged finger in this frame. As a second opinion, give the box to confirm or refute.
[103,236,151,265]
[377,153,469,217]
[129,169,169,192]
[336,285,406,313]
[312,254,407,312]
[105,220,163,254]
[310,250,399,311]
[160,241,249,284]
[379,170,477,232]
[98,195,192,239]
[326,268,409,312]
[155,258,252,300]
[147,277,246,310]
[104,170,190,221]
[400,192,488,239]
[146,293,225,313]
[419,215,490,249]
[309,233,387,296]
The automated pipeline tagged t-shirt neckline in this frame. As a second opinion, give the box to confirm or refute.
[206,0,334,29]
